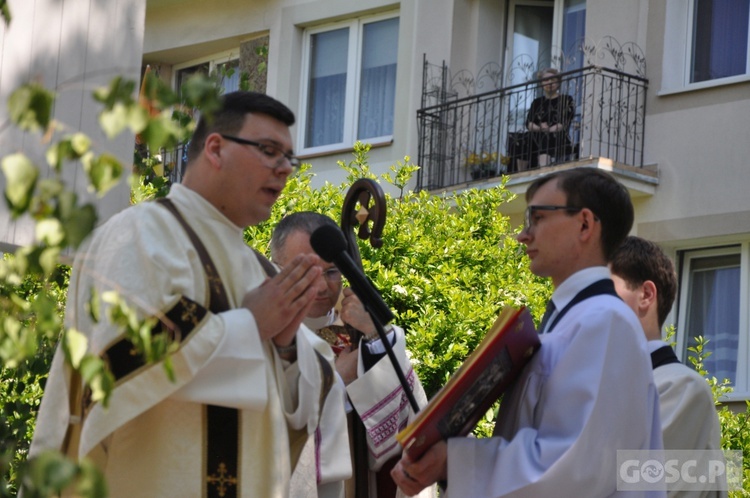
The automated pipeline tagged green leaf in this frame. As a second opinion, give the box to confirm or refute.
[39,246,61,275]
[98,102,129,138]
[62,204,97,249]
[88,289,101,323]
[45,133,92,172]
[127,104,150,135]
[7,83,54,131]
[82,153,123,195]
[1,1,12,26]
[64,328,88,369]
[24,450,79,494]
[35,218,65,246]
[140,113,184,151]
[2,153,38,216]
[92,76,135,109]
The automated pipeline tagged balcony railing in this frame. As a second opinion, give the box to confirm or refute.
[416,65,649,191]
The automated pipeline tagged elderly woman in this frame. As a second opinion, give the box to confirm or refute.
[513,68,575,171]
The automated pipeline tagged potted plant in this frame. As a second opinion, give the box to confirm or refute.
[467,151,499,180]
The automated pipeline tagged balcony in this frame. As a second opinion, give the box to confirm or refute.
[416,54,656,206]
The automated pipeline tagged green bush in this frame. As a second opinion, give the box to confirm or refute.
[247,142,551,436]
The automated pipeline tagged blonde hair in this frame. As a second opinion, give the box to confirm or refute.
[539,67,561,83]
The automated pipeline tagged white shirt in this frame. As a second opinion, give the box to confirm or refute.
[445,267,664,497]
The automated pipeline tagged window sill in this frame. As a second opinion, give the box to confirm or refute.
[658,74,750,96]
[298,137,394,160]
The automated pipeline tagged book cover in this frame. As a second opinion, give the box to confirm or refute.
[396,306,540,460]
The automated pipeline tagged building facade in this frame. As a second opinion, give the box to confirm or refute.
[2,0,750,397]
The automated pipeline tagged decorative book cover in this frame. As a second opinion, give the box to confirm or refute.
[396,306,540,460]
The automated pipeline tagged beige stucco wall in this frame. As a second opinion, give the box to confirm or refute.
[140,0,750,244]
[632,0,750,250]
[0,0,143,250]
[143,0,459,196]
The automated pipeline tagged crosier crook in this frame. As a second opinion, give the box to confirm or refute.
[339,178,417,498]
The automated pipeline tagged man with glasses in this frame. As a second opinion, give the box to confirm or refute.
[393,168,664,497]
[271,212,433,498]
[29,92,344,497]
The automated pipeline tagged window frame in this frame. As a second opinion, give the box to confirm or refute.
[660,0,750,95]
[675,242,750,399]
[172,49,241,96]
[298,11,399,155]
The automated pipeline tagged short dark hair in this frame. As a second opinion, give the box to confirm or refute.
[526,168,634,260]
[270,212,339,262]
[186,91,295,164]
[610,236,677,328]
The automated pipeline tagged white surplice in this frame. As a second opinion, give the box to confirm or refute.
[291,320,435,498]
[29,184,345,498]
[446,267,665,497]
[649,341,726,498]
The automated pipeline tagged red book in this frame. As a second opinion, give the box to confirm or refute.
[396,306,540,460]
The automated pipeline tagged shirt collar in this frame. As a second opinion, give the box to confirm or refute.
[647,339,671,354]
[549,266,612,313]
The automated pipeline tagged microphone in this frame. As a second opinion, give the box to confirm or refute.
[309,224,395,327]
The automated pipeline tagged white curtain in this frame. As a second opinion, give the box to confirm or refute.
[692,0,750,82]
[688,266,740,383]
[305,28,348,148]
[357,17,398,140]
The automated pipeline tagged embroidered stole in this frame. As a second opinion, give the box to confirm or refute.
[156,198,239,498]
[97,197,334,496]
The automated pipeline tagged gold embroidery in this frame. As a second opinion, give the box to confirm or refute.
[206,266,224,297]
[180,299,202,327]
[207,462,237,497]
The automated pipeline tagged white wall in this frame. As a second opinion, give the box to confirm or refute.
[0,0,143,250]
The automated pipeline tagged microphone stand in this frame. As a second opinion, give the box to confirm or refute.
[339,179,419,498]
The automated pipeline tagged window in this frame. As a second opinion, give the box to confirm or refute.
[690,0,750,83]
[662,0,750,93]
[300,14,399,152]
[174,51,241,99]
[676,244,750,396]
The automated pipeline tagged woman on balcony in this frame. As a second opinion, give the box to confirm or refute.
[514,68,575,171]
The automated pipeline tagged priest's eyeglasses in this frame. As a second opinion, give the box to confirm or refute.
[523,205,583,232]
[221,134,301,171]
[276,264,341,282]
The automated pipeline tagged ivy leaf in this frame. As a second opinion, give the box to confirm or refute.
[7,83,54,131]
[88,289,101,324]
[140,113,184,151]
[62,204,97,249]
[98,102,130,138]
[35,218,65,246]
[1,1,12,26]
[46,133,93,172]
[81,153,123,195]
[2,153,39,216]
[39,246,61,275]
[24,450,79,493]
[92,76,135,109]
[64,328,88,369]
[179,74,222,115]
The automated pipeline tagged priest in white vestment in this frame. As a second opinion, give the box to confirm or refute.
[27,92,348,498]
[271,212,434,498]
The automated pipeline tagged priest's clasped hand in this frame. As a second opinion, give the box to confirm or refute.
[242,253,324,346]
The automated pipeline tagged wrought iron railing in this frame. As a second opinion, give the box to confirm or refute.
[162,142,188,185]
[416,65,648,191]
